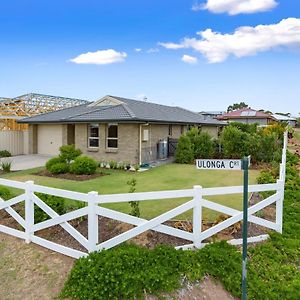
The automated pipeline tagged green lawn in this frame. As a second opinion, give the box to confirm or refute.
[1,164,259,221]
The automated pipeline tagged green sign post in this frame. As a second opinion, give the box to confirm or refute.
[196,156,251,300]
[242,156,250,300]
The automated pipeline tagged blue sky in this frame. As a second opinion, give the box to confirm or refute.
[0,0,299,114]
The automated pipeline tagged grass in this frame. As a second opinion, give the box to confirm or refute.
[294,128,300,143]
[1,163,259,221]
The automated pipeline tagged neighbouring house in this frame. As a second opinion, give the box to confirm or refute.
[19,95,226,165]
[217,108,275,126]
[199,111,225,119]
[272,114,297,127]
[0,93,88,155]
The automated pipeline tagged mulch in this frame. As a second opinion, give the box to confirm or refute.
[34,170,108,181]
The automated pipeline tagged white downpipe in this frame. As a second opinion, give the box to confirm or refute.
[139,124,142,165]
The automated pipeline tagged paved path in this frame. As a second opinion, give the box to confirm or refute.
[0,154,52,171]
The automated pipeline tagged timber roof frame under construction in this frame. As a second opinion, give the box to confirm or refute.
[0,93,89,130]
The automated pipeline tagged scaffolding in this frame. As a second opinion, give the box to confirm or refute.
[0,93,89,130]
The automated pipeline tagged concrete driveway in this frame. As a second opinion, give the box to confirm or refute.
[0,154,53,171]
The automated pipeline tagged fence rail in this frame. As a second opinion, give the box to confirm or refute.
[0,133,287,259]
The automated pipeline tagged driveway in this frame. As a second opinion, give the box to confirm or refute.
[0,154,52,171]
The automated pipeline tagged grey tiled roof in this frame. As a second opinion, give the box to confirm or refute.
[19,95,226,126]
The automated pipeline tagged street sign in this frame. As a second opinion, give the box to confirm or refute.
[196,156,251,300]
[196,159,242,170]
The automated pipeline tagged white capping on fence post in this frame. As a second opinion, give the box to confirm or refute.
[25,180,34,244]
[88,191,99,253]
[193,185,202,248]
[276,179,284,234]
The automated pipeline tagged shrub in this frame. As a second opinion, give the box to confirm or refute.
[193,132,214,159]
[109,161,118,169]
[230,122,258,134]
[220,125,247,158]
[59,144,82,164]
[45,156,64,172]
[0,150,11,158]
[127,178,140,217]
[61,242,241,300]
[49,162,70,174]
[34,193,66,223]
[175,135,194,164]
[70,156,98,175]
[0,160,12,173]
[0,185,12,200]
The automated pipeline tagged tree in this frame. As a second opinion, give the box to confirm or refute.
[227,102,249,112]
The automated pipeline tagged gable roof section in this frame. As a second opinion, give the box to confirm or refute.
[19,95,226,125]
[218,108,273,120]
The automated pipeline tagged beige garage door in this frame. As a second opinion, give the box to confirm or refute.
[38,124,63,155]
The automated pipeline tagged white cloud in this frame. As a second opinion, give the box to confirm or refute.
[159,18,300,63]
[135,48,142,52]
[182,54,198,64]
[158,42,185,49]
[202,0,278,15]
[70,49,127,65]
[147,48,160,53]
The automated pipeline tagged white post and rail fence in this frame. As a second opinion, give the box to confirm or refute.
[0,133,287,259]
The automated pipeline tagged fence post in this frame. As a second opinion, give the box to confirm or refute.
[276,179,284,234]
[88,191,99,253]
[193,185,202,248]
[25,180,34,243]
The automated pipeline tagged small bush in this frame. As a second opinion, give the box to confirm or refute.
[175,135,194,164]
[49,162,70,174]
[59,144,82,164]
[34,193,67,224]
[0,150,11,158]
[0,185,12,200]
[109,161,118,169]
[193,132,214,159]
[70,156,98,175]
[45,156,64,172]
[0,160,12,173]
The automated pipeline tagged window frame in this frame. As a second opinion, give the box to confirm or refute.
[106,123,118,149]
[88,123,100,148]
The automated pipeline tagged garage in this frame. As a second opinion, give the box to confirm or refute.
[37,124,63,155]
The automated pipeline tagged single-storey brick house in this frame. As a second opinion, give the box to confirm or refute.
[19,95,225,164]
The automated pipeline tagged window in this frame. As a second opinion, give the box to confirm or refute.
[168,124,173,136]
[88,124,99,148]
[107,124,118,148]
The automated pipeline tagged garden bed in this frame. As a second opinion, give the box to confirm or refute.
[34,169,108,181]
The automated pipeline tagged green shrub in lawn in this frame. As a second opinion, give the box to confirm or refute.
[0,160,12,173]
[59,144,82,164]
[61,242,241,300]
[0,150,11,158]
[193,131,215,159]
[0,185,12,200]
[70,156,97,175]
[45,156,64,172]
[175,135,194,164]
[34,193,66,223]
[49,162,70,174]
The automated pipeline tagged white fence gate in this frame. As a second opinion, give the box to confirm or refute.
[0,133,287,259]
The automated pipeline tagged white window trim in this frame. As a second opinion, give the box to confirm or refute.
[106,123,118,149]
[88,124,100,148]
